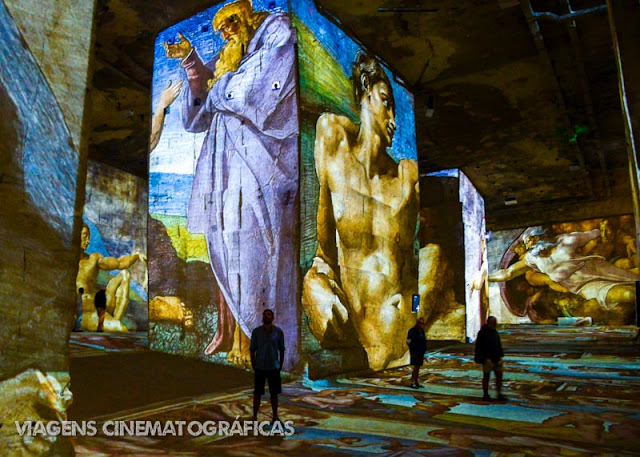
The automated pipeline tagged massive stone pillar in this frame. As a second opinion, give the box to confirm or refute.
[0,0,95,455]
[607,0,640,281]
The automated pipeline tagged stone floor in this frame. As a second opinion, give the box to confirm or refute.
[71,326,640,456]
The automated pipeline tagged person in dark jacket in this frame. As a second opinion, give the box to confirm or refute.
[474,316,506,401]
[407,318,427,388]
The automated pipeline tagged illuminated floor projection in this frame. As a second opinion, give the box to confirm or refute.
[488,215,638,325]
[72,326,640,456]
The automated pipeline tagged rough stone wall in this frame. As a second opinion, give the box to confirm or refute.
[3,0,95,150]
[0,0,94,454]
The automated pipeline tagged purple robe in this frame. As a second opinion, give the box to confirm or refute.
[181,13,299,370]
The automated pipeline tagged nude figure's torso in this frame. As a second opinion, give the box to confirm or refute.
[315,114,418,367]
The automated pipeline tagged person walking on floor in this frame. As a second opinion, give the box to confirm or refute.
[474,316,506,402]
[407,318,427,388]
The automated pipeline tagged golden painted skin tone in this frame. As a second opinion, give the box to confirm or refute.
[149,80,182,152]
[303,61,419,370]
[76,225,145,332]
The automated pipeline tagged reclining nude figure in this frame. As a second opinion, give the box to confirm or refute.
[302,53,419,370]
[489,225,638,324]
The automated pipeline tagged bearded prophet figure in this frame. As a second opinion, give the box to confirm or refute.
[489,225,638,324]
[76,224,145,332]
[164,0,299,370]
[302,53,419,370]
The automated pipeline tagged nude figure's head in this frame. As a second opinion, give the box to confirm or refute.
[80,223,90,251]
[352,53,396,147]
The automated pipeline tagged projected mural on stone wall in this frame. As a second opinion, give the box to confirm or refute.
[149,0,300,370]
[488,215,638,325]
[294,0,419,374]
[461,172,488,341]
[76,161,148,332]
[149,0,419,375]
[418,173,464,342]
[418,169,487,343]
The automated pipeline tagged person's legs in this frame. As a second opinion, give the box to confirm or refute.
[253,392,261,421]
[482,359,492,400]
[266,369,282,421]
[411,365,419,386]
[253,370,266,420]
[482,373,491,399]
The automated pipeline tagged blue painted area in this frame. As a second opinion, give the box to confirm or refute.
[149,172,194,216]
[83,216,109,257]
[290,0,417,162]
[0,0,79,247]
[302,373,350,391]
[427,168,459,177]
[449,403,561,423]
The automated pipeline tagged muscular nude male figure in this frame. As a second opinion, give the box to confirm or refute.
[76,224,145,332]
[303,53,419,370]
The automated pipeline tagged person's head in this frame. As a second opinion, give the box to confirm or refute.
[212,0,256,81]
[262,308,274,325]
[80,223,91,251]
[352,53,396,147]
[415,318,425,329]
[94,289,107,315]
[487,315,497,329]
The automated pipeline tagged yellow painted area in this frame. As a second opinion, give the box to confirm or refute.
[151,214,209,263]
[313,413,446,444]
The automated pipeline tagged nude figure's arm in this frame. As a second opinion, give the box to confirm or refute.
[314,114,340,269]
[396,159,419,214]
[525,270,570,293]
[562,228,600,248]
[98,251,145,271]
[302,114,349,345]
[150,80,183,152]
[488,259,530,282]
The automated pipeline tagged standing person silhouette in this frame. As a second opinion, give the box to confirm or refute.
[250,309,285,423]
[474,316,506,402]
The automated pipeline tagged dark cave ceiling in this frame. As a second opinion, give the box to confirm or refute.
[88,0,639,229]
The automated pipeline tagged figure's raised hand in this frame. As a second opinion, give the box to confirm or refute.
[164,33,192,60]
[159,80,183,109]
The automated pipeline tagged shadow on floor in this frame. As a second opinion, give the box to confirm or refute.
[68,351,253,420]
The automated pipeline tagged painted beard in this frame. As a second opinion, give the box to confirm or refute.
[212,25,251,83]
